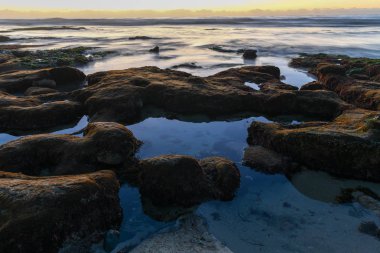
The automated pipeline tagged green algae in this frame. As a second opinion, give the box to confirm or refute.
[10,46,115,69]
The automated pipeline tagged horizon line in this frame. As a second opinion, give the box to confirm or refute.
[1,7,380,19]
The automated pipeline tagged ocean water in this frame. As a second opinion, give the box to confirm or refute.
[1,17,380,252]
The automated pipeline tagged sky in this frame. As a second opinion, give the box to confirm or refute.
[0,0,380,18]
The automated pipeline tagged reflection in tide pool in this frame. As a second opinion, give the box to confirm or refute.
[114,116,380,252]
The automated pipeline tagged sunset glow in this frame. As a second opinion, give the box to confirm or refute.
[0,0,380,18]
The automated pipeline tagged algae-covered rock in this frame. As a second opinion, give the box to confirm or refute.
[138,155,240,208]
[0,122,141,175]
[0,170,122,253]
[77,66,347,123]
[247,109,380,181]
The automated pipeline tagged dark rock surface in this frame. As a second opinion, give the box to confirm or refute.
[0,122,141,175]
[0,35,11,42]
[243,145,293,174]
[247,109,380,181]
[138,155,240,208]
[0,91,83,132]
[300,81,326,91]
[0,170,122,253]
[0,66,85,94]
[149,46,160,54]
[242,49,258,59]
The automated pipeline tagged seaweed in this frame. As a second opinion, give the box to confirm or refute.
[10,46,115,69]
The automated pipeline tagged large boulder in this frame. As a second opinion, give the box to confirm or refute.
[0,122,141,175]
[74,66,348,123]
[138,155,240,208]
[247,109,380,181]
[0,170,122,253]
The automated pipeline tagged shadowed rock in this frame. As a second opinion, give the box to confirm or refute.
[243,145,294,174]
[247,109,380,181]
[0,170,122,253]
[300,81,325,91]
[242,49,258,59]
[0,122,141,175]
[138,155,240,208]
[0,91,83,132]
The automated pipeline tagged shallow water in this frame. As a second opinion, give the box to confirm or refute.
[1,17,380,252]
[2,18,380,86]
[111,116,380,253]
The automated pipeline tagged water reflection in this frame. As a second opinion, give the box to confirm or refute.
[114,116,380,252]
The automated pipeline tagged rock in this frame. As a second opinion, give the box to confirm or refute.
[373,74,380,82]
[128,215,233,253]
[317,64,380,110]
[247,109,380,181]
[358,221,380,239]
[352,191,380,217]
[365,64,380,77]
[289,53,345,70]
[0,170,122,253]
[317,64,346,76]
[0,93,83,132]
[290,54,380,110]
[208,45,236,53]
[104,230,121,252]
[77,66,347,123]
[0,35,11,42]
[300,81,326,91]
[48,66,86,85]
[259,80,298,92]
[242,49,258,59]
[0,122,141,175]
[24,86,59,96]
[243,146,293,174]
[0,67,85,94]
[149,46,160,54]
[138,155,240,208]
[171,62,202,69]
[199,157,240,201]
[129,36,157,40]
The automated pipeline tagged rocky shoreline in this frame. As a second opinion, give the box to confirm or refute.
[0,49,379,252]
